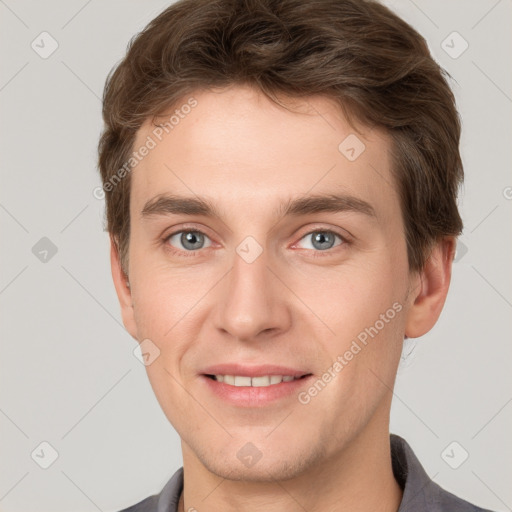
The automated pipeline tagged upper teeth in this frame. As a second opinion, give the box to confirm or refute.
[215,375,297,387]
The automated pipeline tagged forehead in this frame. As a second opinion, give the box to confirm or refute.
[129,85,399,225]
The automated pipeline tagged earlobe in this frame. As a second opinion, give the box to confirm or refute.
[404,237,456,339]
[110,235,139,340]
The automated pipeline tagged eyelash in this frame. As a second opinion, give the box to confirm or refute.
[162,227,349,258]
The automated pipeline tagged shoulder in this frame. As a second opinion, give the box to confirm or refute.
[411,476,496,512]
[117,494,159,512]
[115,467,184,512]
[430,483,495,512]
[391,435,496,512]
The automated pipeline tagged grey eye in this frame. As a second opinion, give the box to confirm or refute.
[298,231,343,251]
[167,231,212,251]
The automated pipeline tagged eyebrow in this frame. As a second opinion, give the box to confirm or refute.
[140,193,376,220]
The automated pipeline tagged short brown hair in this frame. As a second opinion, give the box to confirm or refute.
[98,0,463,275]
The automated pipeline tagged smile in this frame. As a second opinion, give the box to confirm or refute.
[207,374,306,387]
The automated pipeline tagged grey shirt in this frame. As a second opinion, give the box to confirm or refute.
[119,434,495,512]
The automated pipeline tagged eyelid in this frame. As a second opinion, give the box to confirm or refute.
[162,224,216,257]
[162,223,213,241]
[291,224,352,246]
[290,228,348,253]
[166,229,212,246]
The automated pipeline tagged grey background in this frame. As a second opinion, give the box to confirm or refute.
[0,0,510,511]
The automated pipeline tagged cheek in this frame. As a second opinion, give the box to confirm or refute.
[130,262,217,368]
[292,258,405,336]
[130,249,206,324]
[289,257,407,401]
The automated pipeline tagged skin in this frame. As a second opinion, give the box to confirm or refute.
[110,84,456,512]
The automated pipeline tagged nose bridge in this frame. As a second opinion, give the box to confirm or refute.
[214,240,289,340]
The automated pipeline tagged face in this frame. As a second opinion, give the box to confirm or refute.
[113,85,430,482]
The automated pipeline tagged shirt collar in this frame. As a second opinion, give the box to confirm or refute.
[391,433,439,511]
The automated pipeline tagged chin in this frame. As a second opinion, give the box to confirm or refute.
[205,459,303,482]
[196,442,327,483]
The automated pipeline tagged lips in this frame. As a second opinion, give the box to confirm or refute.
[199,364,313,405]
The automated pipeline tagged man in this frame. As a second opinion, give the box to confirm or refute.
[97,0,494,510]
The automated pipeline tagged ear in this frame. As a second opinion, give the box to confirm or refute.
[110,235,138,341]
[405,237,456,338]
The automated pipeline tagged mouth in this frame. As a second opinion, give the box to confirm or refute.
[199,366,314,406]
[204,374,311,387]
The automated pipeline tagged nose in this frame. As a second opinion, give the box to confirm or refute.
[213,245,292,342]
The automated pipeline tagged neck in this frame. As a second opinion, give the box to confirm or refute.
[178,426,402,512]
